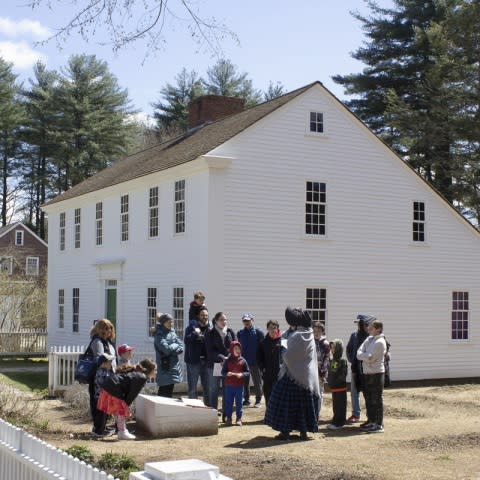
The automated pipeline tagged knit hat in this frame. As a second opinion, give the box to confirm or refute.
[158,313,173,325]
[285,307,312,328]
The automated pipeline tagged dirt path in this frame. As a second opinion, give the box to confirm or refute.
[31,383,480,480]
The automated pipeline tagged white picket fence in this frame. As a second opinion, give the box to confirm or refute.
[0,417,118,480]
[48,346,186,396]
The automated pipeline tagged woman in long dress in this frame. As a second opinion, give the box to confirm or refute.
[265,307,320,440]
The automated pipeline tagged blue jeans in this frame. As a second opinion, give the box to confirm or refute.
[208,367,223,410]
[186,360,210,406]
[350,372,361,417]
[224,385,243,420]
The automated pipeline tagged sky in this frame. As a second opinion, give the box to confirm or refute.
[0,0,395,120]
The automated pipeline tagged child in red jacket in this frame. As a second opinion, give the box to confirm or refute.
[221,341,250,426]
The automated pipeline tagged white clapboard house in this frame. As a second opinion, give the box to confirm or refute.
[43,82,480,381]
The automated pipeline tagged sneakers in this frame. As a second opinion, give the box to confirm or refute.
[242,400,251,407]
[347,415,360,424]
[359,422,374,431]
[327,424,343,430]
[91,429,114,438]
[254,402,261,408]
[367,424,384,434]
[224,417,232,426]
[235,419,243,426]
[117,430,136,440]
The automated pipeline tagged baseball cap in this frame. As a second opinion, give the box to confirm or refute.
[242,313,254,321]
[118,344,134,356]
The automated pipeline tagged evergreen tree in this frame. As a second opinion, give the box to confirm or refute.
[203,59,262,107]
[264,81,286,101]
[0,58,25,226]
[152,68,204,140]
[332,0,467,205]
[21,62,59,238]
[54,54,136,190]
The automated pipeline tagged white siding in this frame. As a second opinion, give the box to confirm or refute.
[208,85,480,380]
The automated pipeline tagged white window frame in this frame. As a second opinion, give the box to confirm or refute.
[0,257,13,275]
[96,202,103,246]
[149,187,159,238]
[147,287,157,337]
[305,181,327,236]
[74,208,81,248]
[58,289,65,329]
[25,256,39,276]
[172,286,184,337]
[309,111,324,134]
[72,288,80,333]
[59,212,66,251]
[120,194,129,242]
[413,201,426,242]
[306,287,327,324]
[15,230,24,246]
[174,180,185,235]
[451,291,469,341]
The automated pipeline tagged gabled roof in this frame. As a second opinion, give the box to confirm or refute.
[0,222,48,247]
[44,82,319,206]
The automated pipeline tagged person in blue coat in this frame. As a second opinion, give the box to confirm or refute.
[237,313,265,407]
[154,313,184,397]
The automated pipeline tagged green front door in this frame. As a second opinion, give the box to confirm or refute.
[106,286,117,328]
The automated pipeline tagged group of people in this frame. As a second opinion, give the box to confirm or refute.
[84,290,389,441]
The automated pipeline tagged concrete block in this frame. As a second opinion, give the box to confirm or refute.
[144,459,233,480]
[135,395,218,438]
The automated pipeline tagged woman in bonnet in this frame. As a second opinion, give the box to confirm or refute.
[265,307,320,440]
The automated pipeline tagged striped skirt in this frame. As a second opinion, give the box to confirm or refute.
[265,374,319,434]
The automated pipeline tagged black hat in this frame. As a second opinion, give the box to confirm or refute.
[285,307,312,328]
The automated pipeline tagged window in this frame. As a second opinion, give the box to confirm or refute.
[149,187,159,238]
[413,201,425,242]
[121,195,129,241]
[452,291,468,340]
[0,257,13,275]
[15,230,24,246]
[174,180,185,234]
[96,202,103,246]
[58,289,65,329]
[305,181,326,235]
[172,287,184,336]
[309,112,324,133]
[147,287,157,336]
[26,257,39,276]
[74,208,81,248]
[72,288,80,333]
[306,288,327,323]
[59,212,66,251]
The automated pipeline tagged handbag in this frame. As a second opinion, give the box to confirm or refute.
[74,340,99,384]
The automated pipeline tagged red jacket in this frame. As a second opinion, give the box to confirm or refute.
[221,341,250,387]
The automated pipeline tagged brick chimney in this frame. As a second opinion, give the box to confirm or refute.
[188,95,245,129]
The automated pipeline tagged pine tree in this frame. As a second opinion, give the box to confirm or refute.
[152,68,204,140]
[54,54,136,190]
[0,58,25,226]
[332,0,468,205]
[203,59,262,107]
[21,62,59,238]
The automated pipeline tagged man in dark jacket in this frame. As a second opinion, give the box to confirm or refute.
[346,313,374,423]
[256,319,282,409]
[184,306,210,405]
[205,312,236,412]
[237,313,265,407]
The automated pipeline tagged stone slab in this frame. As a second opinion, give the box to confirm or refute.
[135,395,218,438]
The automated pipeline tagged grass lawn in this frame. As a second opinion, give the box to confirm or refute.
[0,358,48,392]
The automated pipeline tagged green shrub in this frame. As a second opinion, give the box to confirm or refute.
[64,445,95,464]
[97,451,140,480]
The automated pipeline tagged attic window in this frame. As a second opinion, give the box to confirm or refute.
[15,230,24,246]
[309,112,324,133]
